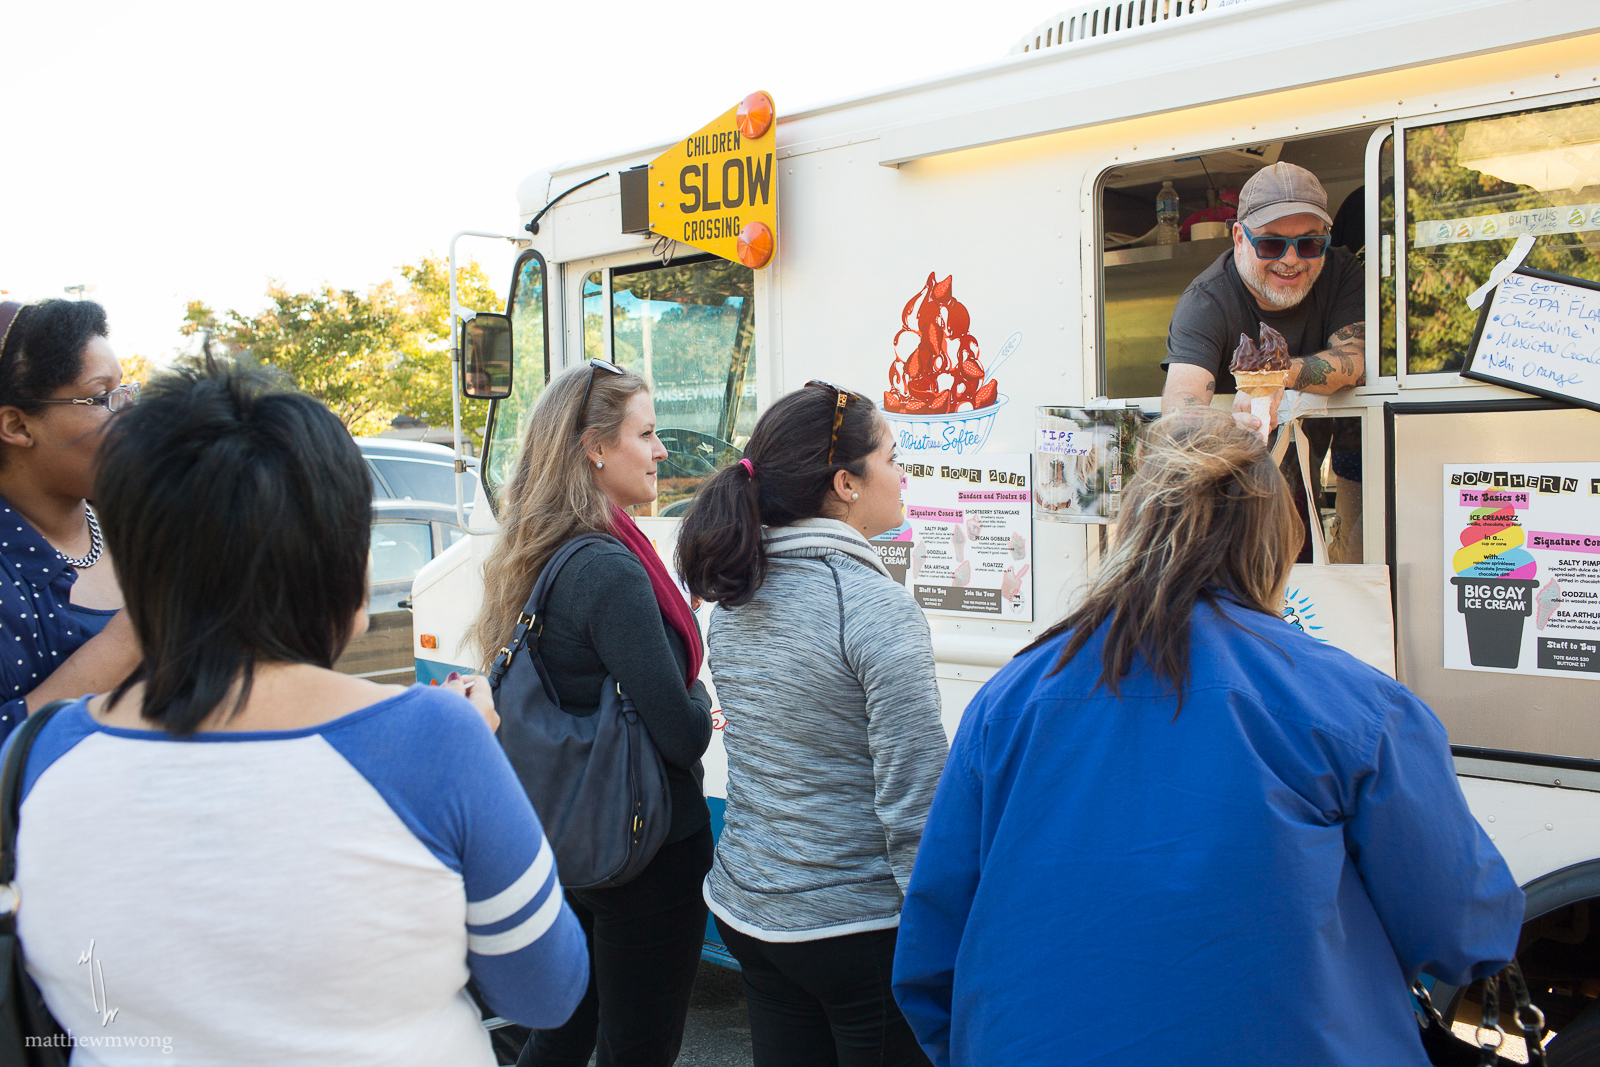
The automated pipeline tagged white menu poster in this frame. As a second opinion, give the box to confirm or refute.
[873,454,1033,620]
[1443,463,1600,679]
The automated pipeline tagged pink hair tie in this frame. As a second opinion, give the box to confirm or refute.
[738,458,755,478]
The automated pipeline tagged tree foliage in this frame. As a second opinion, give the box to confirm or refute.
[1400,105,1600,374]
[182,256,502,442]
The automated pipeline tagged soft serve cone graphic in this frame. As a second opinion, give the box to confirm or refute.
[1451,505,1539,669]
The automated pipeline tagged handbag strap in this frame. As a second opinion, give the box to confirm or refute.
[487,532,619,690]
[1412,960,1547,1066]
[0,700,72,892]
[1270,418,1330,567]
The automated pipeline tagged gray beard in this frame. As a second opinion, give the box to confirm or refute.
[1237,251,1315,310]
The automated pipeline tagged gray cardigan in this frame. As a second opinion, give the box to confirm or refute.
[704,519,948,941]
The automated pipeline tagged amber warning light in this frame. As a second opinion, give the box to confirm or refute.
[623,91,778,269]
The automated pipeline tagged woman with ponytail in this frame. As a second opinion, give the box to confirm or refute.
[892,409,1524,1067]
[676,383,946,1067]
[470,362,714,1067]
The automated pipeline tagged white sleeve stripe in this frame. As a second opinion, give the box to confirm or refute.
[466,838,554,927]
[467,881,565,956]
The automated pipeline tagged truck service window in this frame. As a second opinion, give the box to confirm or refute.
[1402,96,1600,375]
[610,256,755,515]
[1098,128,1381,564]
[483,250,548,505]
[1099,127,1377,400]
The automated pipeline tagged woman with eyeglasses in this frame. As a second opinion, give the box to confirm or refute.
[469,360,714,1067]
[0,299,141,742]
[675,384,947,1067]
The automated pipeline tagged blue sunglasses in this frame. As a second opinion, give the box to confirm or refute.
[1239,222,1332,261]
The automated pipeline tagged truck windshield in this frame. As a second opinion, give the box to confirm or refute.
[611,256,755,515]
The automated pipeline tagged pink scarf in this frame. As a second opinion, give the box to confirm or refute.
[610,506,703,688]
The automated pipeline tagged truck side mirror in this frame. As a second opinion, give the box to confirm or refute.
[460,313,513,400]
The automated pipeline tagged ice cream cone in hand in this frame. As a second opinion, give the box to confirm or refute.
[1230,324,1290,441]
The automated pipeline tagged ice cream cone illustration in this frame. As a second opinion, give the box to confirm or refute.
[1001,564,1029,603]
[1230,324,1290,442]
[1452,505,1539,668]
[950,524,965,561]
[952,560,972,587]
[1536,579,1562,631]
[965,515,984,540]
[910,542,926,580]
[1008,532,1026,560]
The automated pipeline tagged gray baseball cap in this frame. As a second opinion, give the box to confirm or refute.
[1237,162,1331,229]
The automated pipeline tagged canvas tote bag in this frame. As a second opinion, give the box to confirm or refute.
[1272,419,1397,676]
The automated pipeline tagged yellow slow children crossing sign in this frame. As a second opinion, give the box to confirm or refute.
[647,91,777,269]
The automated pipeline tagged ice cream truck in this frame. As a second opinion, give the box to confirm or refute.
[420,0,1600,1052]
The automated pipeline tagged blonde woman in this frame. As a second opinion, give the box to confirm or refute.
[470,360,713,1067]
[892,409,1524,1067]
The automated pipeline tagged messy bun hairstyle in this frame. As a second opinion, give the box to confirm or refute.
[676,385,882,607]
[1025,407,1301,708]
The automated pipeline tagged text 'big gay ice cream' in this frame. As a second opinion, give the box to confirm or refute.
[1451,504,1540,669]
[1230,323,1291,442]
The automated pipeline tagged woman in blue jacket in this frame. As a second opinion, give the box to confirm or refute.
[892,409,1524,1067]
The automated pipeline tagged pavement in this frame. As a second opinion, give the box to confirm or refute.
[490,960,754,1067]
[677,961,755,1067]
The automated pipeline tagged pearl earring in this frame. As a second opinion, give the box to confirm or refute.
[596,461,604,469]
[850,492,859,500]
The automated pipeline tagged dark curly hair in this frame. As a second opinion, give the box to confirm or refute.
[0,299,110,413]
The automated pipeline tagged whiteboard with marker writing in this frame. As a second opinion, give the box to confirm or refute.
[1464,267,1600,412]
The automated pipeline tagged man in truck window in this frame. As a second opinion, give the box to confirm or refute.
[1159,162,1365,432]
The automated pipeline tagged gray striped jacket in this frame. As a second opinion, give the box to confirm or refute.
[704,519,948,942]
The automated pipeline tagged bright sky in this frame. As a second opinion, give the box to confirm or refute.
[1,0,1054,363]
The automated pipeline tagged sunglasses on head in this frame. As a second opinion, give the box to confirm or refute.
[577,358,627,430]
[804,380,863,467]
[1239,223,1332,261]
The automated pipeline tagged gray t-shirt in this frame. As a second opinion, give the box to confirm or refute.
[1161,246,1363,394]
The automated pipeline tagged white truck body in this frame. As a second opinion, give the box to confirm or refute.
[417,0,1600,1030]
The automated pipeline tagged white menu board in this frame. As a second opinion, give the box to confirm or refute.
[1465,268,1600,412]
[873,454,1033,621]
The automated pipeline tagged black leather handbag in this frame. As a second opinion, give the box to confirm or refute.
[0,701,70,1067]
[489,534,672,891]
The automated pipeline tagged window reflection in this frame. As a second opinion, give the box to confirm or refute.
[1405,98,1600,374]
[484,253,548,504]
[610,257,755,515]
[583,271,604,362]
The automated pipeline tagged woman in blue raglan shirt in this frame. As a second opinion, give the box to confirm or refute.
[892,409,1524,1067]
[11,364,588,1065]
[0,299,142,740]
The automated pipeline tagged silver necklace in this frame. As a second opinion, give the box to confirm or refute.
[60,505,103,570]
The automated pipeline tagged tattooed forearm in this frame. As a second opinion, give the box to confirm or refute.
[1330,322,1365,346]
[1291,322,1367,392]
[1291,356,1333,389]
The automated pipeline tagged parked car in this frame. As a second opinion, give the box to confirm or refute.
[333,499,465,685]
[356,437,476,509]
